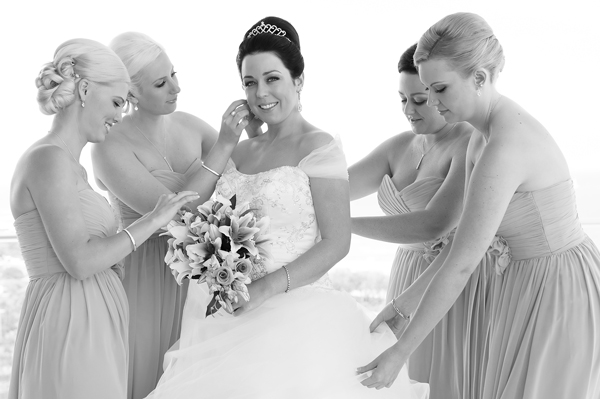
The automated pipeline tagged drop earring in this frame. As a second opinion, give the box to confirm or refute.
[476,85,482,97]
[81,101,85,107]
[134,105,138,111]
[297,90,302,112]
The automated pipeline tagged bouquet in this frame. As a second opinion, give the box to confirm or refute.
[163,195,271,316]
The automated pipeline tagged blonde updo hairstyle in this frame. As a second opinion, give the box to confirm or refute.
[109,32,166,112]
[414,12,505,83]
[36,38,130,115]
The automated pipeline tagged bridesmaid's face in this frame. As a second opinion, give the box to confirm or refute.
[80,81,127,143]
[135,52,180,115]
[399,72,447,135]
[241,52,302,126]
[418,58,476,123]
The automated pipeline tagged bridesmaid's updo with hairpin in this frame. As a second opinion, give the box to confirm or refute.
[35,39,130,115]
[236,16,304,79]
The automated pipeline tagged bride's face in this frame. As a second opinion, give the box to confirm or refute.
[241,52,301,125]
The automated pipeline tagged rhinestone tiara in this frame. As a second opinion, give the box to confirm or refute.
[247,21,287,39]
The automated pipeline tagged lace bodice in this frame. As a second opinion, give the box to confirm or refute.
[215,137,347,280]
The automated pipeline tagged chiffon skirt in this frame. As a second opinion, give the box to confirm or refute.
[8,269,128,399]
[145,282,429,399]
[387,245,493,399]
[483,236,600,399]
[122,235,188,399]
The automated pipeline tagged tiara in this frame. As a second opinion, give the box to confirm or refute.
[247,21,287,39]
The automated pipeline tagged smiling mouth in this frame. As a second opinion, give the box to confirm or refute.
[104,121,115,132]
[407,117,422,123]
[258,102,277,110]
[167,98,177,103]
[437,109,448,114]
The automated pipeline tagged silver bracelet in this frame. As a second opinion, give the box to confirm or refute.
[282,265,291,293]
[122,228,137,252]
[391,297,410,321]
[201,161,222,178]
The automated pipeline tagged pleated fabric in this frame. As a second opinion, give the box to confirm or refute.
[378,175,494,399]
[9,188,128,399]
[108,160,203,399]
[483,180,600,399]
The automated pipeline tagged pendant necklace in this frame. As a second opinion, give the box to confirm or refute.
[135,125,174,172]
[416,123,458,170]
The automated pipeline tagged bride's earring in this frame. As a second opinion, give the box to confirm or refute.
[297,89,302,112]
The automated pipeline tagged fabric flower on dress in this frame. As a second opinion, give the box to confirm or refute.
[423,231,454,264]
[487,235,512,275]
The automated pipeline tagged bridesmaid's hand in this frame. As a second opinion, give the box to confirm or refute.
[232,277,271,316]
[370,300,410,338]
[356,345,408,390]
[148,191,200,229]
[218,100,251,147]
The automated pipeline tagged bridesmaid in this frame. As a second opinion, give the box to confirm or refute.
[349,43,475,399]
[8,38,198,399]
[91,32,252,399]
[359,12,600,399]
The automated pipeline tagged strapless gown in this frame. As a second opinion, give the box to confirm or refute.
[146,139,429,399]
[482,180,600,399]
[9,187,128,399]
[378,175,495,399]
[109,159,202,399]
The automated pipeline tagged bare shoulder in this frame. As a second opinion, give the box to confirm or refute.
[23,144,75,183]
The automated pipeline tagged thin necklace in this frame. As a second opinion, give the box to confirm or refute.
[54,132,87,179]
[134,125,173,172]
[416,123,457,170]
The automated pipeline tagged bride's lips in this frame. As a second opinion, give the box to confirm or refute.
[257,102,278,112]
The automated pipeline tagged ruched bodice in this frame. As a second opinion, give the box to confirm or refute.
[378,175,444,252]
[110,158,202,230]
[497,179,585,260]
[378,175,444,215]
[9,183,129,399]
[377,173,490,399]
[14,188,118,279]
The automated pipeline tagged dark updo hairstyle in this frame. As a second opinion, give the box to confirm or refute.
[236,16,304,79]
[398,43,418,75]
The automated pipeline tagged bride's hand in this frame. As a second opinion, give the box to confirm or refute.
[370,300,410,338]
[244,110,264,139]
[232,277,270,316]
[356,344,408,390]
[218,100,251,146]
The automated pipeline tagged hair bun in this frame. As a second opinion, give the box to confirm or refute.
[35,59,76,115]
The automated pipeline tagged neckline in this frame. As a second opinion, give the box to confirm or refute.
[514,178,572,194]
[151,158,201,176]
[382,174,444,196]
[13,186,100,224]
[227,159,306,178]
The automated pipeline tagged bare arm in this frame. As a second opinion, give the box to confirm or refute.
[29,146,198,280]
[348,136,395,201]
[351,149,466,243]
[358,133,525,388]
[92,101,249,214]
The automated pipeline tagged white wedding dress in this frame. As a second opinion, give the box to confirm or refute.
[145,138,429,399]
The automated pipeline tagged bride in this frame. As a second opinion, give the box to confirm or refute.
[145,17,428,399]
